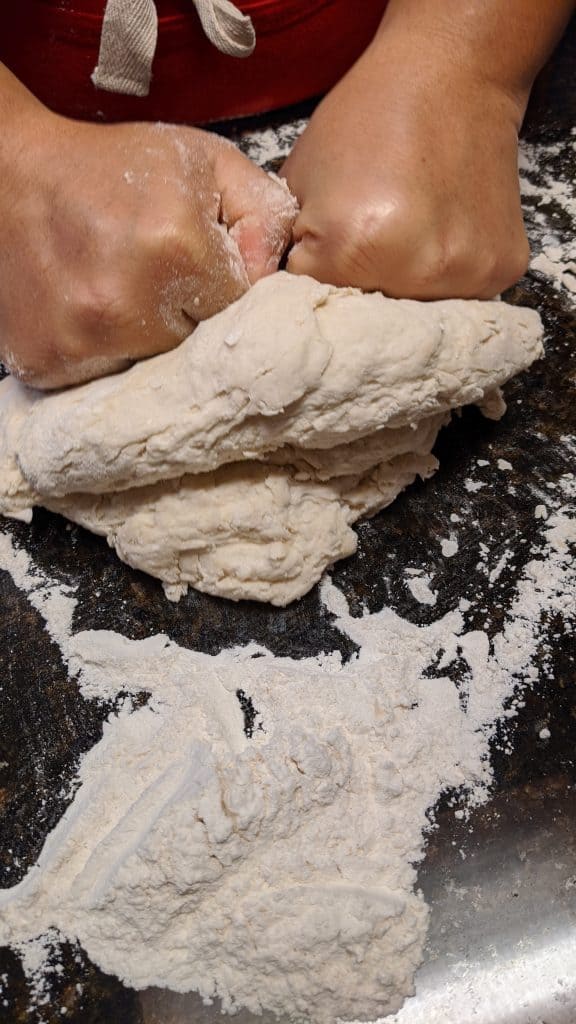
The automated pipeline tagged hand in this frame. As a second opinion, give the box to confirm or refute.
[0,83,295,389]
[282,29,530,300]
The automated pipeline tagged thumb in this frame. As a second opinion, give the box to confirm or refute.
[214,141,298,284]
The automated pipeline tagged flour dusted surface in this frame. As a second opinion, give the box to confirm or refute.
[0,475,574,1023]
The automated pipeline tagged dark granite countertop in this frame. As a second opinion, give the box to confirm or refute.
[0,25,574,1024]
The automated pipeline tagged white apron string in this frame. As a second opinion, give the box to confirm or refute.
[92,0,256,98]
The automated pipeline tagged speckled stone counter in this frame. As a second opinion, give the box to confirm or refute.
[0,26,574,1024]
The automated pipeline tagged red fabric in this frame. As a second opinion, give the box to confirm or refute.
[0,1,387,124]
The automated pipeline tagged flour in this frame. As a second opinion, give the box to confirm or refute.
[0,465,574,1023]
[464,478,486,493]
[520,130,576,306]
[488,548,514,584]
[405,571,437,606]
[239,120,307,171]
[440,535,458,558]
[531,250,576,294]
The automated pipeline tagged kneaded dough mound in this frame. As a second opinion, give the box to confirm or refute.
[0,272,543,605]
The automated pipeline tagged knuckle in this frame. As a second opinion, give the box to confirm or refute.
[314,203,420,289]
[334,206,395,278]
[148,219,200,273]
[409,241,455,295]
[72,284,129,339]
[148,217,186,251]
[471,239,531,298]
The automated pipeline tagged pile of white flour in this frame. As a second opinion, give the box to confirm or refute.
[0,463,574,1022]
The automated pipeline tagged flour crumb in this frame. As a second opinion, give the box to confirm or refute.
[489,549,513,584]
[440,535,459,558]
[405,572,437,606]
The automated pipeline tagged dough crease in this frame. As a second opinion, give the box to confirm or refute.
[0,273,544,605]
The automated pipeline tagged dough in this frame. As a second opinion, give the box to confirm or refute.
[0,273,543,605]
[16,272,542,496]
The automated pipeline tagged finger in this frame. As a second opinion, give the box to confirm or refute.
[285,230,341,283]
[214,140,297,283]
[285,223,385,291]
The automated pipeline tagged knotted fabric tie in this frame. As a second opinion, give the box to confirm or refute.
[92,0,256,97]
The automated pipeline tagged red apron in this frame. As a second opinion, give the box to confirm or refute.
[0,1,387,124]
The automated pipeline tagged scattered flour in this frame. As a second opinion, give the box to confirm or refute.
[464,479,486,494]
[15,930,64,1009]
[519,134,576,305]
[0,469,574,1023]
[239,120,307,170]
[440,535,459,559]
[405,571,438,606]
[488,548,514,584]
[530,250,576,294]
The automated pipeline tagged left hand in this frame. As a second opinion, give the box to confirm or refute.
[282,31,530,300]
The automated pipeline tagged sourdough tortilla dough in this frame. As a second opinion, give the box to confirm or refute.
[0,272,543,604]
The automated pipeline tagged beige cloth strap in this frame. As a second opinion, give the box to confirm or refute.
[92,0,158,97]
[92,0,256,97]
[193,0,256,57]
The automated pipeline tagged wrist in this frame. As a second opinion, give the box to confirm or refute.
[367,21,529,130]
[0,65,58,172]
[373,6,532,128]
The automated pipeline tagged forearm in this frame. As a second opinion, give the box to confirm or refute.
[374,0,575,122]
[0,64,47,172]
[0,63,41,120]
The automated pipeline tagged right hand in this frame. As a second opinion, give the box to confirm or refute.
[282,26,529,302]
[0,88,295,389]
